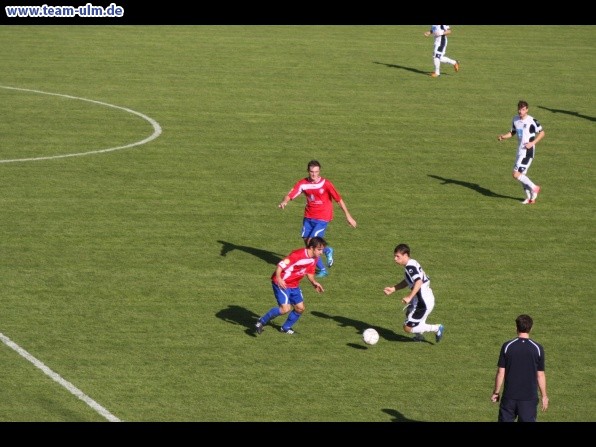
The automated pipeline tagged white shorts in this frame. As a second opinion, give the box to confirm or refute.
[404,288,435,327]
[513,149,534,174]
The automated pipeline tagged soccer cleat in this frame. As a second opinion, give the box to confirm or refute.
[430,72,439,78]
[316,270,329,278]
[413,334,425,342]
[454,61,460,72]
[326,247,334,267]
[521,198,535,205]
[255,321,264,335]
[531,185,541,201]
[436,325,444,343]
[280,327,295,335]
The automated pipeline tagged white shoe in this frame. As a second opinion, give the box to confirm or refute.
[521,198,535,205]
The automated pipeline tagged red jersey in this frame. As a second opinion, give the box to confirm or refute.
[287,177,342,222]
[271,248,317,288]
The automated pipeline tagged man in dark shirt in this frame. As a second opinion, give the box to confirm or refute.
[491,314,549,422]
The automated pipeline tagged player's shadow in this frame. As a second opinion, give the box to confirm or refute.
[373,61,429,76]
[310,311,429,344]
[215,305,265,337]
[537,105,596,122]
[217,240,284,265]
[428,174,519,201]
[382,408,421,422]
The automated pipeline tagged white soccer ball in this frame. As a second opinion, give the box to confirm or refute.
[362,328,379,345]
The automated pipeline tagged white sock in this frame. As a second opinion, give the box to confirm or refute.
[412,323,438,334]
[518,174,536,190]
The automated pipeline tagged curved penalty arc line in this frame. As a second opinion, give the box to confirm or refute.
[0,85,162,164]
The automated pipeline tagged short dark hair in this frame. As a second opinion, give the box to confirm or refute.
[394,243,410,256]
[516,314,533,334]
[518,100,529,110]
[307,160,321,171]
[308,236,327,248]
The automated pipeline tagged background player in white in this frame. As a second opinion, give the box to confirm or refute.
[383,243,444,343]
[498,100,545,204]
[424,25,459,78]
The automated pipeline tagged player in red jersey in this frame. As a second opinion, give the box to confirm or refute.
[278,160,357,278]
[255,237,327,335]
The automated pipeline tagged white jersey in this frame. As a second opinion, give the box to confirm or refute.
[403,258,435,324]
[511,114,543,158]
[430,25,450,56]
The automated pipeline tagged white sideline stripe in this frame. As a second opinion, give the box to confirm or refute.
[0,85,162,163]
[0,331,121,422]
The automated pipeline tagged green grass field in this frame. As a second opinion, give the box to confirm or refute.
[0,25,594,422]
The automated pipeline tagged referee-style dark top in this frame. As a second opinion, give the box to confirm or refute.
[498,337,545,400]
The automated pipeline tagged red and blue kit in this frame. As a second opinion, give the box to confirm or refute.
[287,177,342,222]
[271,248,317,288]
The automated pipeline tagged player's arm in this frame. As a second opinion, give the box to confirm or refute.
[498,131,514,141]
[337,199,357,228]
[306,273,324,293]
[275,265,287,289]
[278,193,292,209]
[401,278,421,304]
[532,129,546,145]
[492,367,505,402]
[537,371,549,411]
[384,279,407,295]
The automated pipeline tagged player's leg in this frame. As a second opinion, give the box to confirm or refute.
[514,157,537,204]
[280,290,305,334]
[497,397,518,422]
[516,399,539,422]
[256,283,291,334]
[311,221,331,275]
[432,52,441,76]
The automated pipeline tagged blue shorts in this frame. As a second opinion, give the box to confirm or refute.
[301,218,328,240]
[272,282,304,306]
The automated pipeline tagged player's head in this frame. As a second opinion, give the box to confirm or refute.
[307,160,322,182]
[393,243,411,266]
[307,160,321,171]
[308,236,327,249]
[516,314,533,334]
[394,243,410,256]
[517,100,529,112]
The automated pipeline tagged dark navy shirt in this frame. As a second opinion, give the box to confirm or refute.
[498,337,545,400]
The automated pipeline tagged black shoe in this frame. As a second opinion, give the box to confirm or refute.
[255,321,264,335]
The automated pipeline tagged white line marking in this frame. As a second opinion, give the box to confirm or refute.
[0,331,121,422]
[0,85,162,163]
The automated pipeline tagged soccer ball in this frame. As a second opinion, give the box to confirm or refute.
[362,328,379,345]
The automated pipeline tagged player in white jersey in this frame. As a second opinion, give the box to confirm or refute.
[498,100,545,204]
[424,25,459,78]
[383,243,444,343]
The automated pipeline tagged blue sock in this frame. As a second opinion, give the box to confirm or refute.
[316,257,326,271]
[282,310,301,331]
[260,307,282,325]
